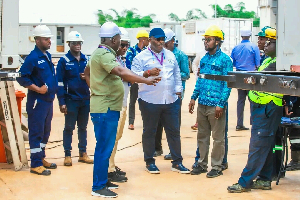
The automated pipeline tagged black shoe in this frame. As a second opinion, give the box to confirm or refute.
[191,164,207,175]
[153,150,163,157]
[106,181,119,189]
[221,163,228,171]
[115,166,126,176]
[236,126,249,131]
[108,172,128,183]
[164,153,172,160]
[206,169,223,178]
[91,187,118,198]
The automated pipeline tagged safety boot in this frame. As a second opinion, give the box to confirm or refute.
[43,159,57,169]
[64,156,72,166]
[286,151,300,171]
[78,152,93,164]
[30,166,51,176]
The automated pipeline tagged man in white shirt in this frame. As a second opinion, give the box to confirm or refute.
[132,28,190,174]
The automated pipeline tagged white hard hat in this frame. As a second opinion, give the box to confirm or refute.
[66,31,84,42]
[33,25,53,37]
[99,22,121,38]
[119,27,130,42]
[164,28,175,43]
[240,26,252,37]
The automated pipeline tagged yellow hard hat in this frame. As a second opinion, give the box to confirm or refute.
[202,25,224,40]
[136,30,149,39]
[265,28,276,40]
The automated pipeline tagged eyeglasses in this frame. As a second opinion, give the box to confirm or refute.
[154,37,165,42]
[70,41,83,46]
[265,40,276,46]
[202,38,215,43]
[120,43,129,48]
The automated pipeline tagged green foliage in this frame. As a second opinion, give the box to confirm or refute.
[169,9,207,22]
[97,8,155,28]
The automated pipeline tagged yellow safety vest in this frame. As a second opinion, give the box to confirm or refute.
[248,57,283,106]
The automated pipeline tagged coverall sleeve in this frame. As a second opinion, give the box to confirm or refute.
[16,56,35,87]
[217,57,233,108]
[56,58,66,106]
[179,52,190,81]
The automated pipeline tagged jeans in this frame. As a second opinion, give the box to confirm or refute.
[237,89,249,127]
[63,99,90,156]
[26,96,53,168]
[195,103,228,165]
[238,101,282,188]
[91,109,120,191]
[138,98,183,165]
[128,83,138,125]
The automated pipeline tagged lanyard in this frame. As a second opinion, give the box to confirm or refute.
[148,47,164,65]
[116,56,126,68]
[98,45,111,52]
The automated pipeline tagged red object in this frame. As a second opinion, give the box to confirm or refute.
[147,70,151,76]
[0,90,26,163]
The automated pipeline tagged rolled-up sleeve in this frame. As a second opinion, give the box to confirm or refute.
[17,56,35,87]
[131,56,144,77]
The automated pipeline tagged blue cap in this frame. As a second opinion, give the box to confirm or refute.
[149,28,166,39]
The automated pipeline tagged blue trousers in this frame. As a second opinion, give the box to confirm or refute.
[138,98,183,165]
[238,101,282,188]
[63,99,90,156]
[91,109,120,191]
[26,96,53,168]
[195,103,228,164]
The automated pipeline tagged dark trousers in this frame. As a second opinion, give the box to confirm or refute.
[155,99,182,151]
[238,101,282,188]
[273,127,284,178]
[237,89,249,127]
[27,96,53,168]
[138,98,183,165]
[91,109,120,191]
[63,99,90,156]
[128,83,138,125]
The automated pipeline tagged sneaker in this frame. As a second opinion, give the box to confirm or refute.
[42,159,57,169]
[191,164,207,175]
[251,180,271,190]
[153,150,163,157]
[128,124,134,130]
[106,181,119,189]
[91,187,118,198]
[236,126,249,131]
[286,160,300,171]
[171,163,190,174]
[164,153,172,160]
[108,172,128,182]
[115,166,126,176]
[206,169,223,178]
[227,183,251,193]
[221,162,228,171]
[192,161,198,169]
[146,164,160,174]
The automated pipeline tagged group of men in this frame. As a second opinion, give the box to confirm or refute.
[16,21,297,198]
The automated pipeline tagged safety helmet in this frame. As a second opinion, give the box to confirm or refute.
[164,28,175,43]
[202,25,224,40]
[33,25,53,37]
[119,27,130,42]
[136,30,149,39]
[66,31,84,42]
[99,22,121,38]
[265,28,276,40]
[255,26,271,37]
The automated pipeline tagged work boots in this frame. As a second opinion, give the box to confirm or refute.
[30,166,51,176]
[42,159,57,169]
[78,152,94,164]
[64,156,72,166]
[286,151,300,171]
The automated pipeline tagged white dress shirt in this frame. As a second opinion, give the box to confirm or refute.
[132,46,182,104]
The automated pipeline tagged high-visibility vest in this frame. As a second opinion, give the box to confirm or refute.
[248,57,283,106]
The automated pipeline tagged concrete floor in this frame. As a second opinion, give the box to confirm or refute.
[1,73,300,200]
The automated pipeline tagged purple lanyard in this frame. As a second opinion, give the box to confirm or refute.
[148,47,164,65]
[116,56,126,68]
[98,45,111,52]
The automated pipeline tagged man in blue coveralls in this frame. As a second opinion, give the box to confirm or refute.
[17,25,58,176]
[56,31,93,167]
